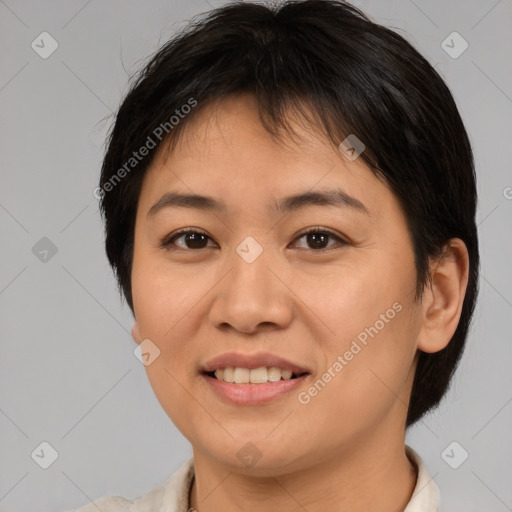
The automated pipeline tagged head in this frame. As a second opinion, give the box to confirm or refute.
[97,0,478,470]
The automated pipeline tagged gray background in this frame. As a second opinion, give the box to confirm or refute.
[0,0,511,511]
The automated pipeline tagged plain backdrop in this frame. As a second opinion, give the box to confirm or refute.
[1,1,511,511]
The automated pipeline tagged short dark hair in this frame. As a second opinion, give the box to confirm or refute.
[98,0,479,427]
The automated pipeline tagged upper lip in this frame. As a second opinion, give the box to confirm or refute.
[202,352,311,375]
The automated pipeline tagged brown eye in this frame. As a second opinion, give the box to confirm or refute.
[161,227,348,252]
[161,229,215,250]
[292,228,348,251]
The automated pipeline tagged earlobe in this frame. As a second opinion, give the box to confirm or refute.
[131,322,142,345]
[417,238,470,354]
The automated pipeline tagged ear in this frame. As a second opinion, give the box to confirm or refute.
[417,238,470,354]
[131,322,142,345]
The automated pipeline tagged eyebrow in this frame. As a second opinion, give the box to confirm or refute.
[147,188,369,219]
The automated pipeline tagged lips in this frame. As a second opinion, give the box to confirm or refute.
[200,352,311,405]
[201,352,311,375]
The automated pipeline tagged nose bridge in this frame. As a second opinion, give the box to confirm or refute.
[229,235,274,303]
[233,238,269,290]
[210,235,292,332]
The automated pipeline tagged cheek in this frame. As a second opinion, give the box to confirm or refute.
[131,249,196,405]
[289,244,415,343]
[319,298,420,418]
[132,259,201,432]
[131,244,196,339]
[142,362,204,446]
[297,247,419,413]
[296,307,420,450]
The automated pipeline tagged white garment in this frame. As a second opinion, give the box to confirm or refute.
[67,444,439,512]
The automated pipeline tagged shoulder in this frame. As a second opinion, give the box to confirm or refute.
[63,484,165,512]
[64,495,133,512]
[63,457,195,512]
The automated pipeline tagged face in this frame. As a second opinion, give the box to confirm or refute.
[131,93,423,475]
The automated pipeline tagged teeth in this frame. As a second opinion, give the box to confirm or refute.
[212,366,296,384]
[250,366,268,383]
[268,367,281,382]
[214,369,225,381]
[233,367,250,384]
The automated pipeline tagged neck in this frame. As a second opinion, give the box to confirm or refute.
[189,430,417,512]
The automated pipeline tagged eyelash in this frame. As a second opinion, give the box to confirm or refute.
[160,227,349,253]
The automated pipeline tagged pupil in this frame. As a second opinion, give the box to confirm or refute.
[186,233,208,249]
[183,232,329,250]
[308,233,327,249]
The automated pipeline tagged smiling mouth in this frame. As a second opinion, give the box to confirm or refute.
[204,367,309,384]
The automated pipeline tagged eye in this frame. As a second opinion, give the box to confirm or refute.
[291,227,348,252]
[161,228,216,251]
[161,227,348,252]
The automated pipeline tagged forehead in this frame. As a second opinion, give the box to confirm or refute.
[159,93,340,167]
[138,94,394,220]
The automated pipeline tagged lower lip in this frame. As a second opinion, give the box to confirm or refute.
[202,373,309,405]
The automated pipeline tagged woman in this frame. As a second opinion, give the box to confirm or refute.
[74,0,479,510]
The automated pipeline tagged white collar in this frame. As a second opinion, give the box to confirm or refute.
[403,445,440,511]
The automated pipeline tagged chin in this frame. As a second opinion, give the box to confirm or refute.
[193,432,311,475]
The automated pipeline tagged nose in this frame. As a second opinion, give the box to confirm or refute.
[209,245,293,334]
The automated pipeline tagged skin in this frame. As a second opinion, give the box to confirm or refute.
[130,92,469,512]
